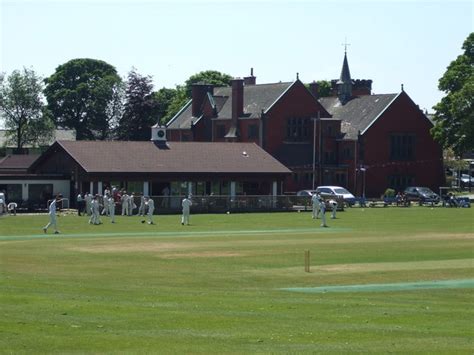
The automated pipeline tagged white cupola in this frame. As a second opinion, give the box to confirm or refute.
[151,124,167,142]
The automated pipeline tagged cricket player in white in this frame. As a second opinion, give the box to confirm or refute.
[121,192,130,216]
[138,193,146,216]
[85,193,92,216]
[311,193,320,219]
[128,193,136,216]
[101,193,110,216]
[145,196,155,224]
[329,199,337,219]
[319,195,327,227]
[89,195,102,225]
[43,196,61,234]
[181,196,192,225]
[108,195,116,223]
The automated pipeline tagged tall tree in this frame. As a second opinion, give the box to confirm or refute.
[184,70,233,96]
[159,86,188,125]
[431,33,474,156]
[115,69,159,140]
[154,87,177,124]
[0,68,54,151]
[44,58,123,140]
[160,70,233,125]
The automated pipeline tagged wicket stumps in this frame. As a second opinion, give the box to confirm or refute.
[304,250,310,273]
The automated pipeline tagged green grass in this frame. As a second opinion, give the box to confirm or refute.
[1,207,473,353]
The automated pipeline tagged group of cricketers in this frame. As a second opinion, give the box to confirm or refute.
[311,192,338,227]
[43,190,334,234]
[43,190,193,234]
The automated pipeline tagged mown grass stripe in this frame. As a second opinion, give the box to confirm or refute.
[0,227,352,241]
[282,279,474,293]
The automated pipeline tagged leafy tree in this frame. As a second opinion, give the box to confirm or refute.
[184,70,233,96]
[316,80,332,97]
[0,68,54,151]
[44,58,123,140]
[432,33,474,156]
[153,87,177,123]
[115,69,159,140]
[305,80,331,97]
[160,86,188,125]
[159,70,232,125]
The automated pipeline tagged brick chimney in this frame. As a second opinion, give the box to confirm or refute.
[243,68,256,86]
[232,78,244,120]
[191,83,213,117]
[309,81,319,99]
[225,78,244,141]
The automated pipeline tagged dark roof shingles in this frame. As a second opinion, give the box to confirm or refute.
[57,141,290,174]
[319,94,398,139]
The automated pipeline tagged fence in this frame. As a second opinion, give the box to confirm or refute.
[140,195,344,214]
[13,195,344,214]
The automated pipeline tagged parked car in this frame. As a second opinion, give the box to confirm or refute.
[457,174,474,188]
[315,186,356,206]
[296,190,318,197]
[295,189,344,210]
[403,186,440,205]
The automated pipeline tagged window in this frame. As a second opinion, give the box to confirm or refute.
[324,151,336,164]
[286,118,310,141]
[127,182,143,194]
[335,173,347,185]
[342,147,352,159]
[28,184,53,204]
[390,134,415,161]
[0,184,22,202]
[248,124,258,139]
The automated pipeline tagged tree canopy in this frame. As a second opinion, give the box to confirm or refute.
[115,69,159,140]
[44,58,123,140]
[431,33,474,156]
[0,68,54,150]
[184,70,233,96]
[159,70,233,125]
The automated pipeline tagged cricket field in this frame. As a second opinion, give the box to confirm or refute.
[1,206,473,353]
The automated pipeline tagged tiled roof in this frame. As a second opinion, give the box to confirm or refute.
[45,140,290,174]
[166,100,193,129]
[213,82,293,119]
[167,82,293,130]
[0,154,40,174]
[319,94,398,139]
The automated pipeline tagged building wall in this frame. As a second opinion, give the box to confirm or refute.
[34,149,75,175]
[262,81,326,155]
[361,92,444,197]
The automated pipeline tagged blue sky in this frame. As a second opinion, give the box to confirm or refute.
[1,0,472,117]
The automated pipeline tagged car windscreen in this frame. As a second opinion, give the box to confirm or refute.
[334,188,350,194]
[418,187,434,194]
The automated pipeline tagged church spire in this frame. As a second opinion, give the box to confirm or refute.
[339,51,352,84]
[337,47,352,104]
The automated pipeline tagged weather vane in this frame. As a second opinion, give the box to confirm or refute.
[342,37,351,53]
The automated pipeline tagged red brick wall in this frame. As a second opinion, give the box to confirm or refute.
[361,92,444,197]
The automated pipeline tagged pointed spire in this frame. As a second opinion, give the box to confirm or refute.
[337,49,352,104]
[339,51,352,83]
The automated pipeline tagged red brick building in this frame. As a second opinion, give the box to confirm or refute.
[166,54,444,197]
